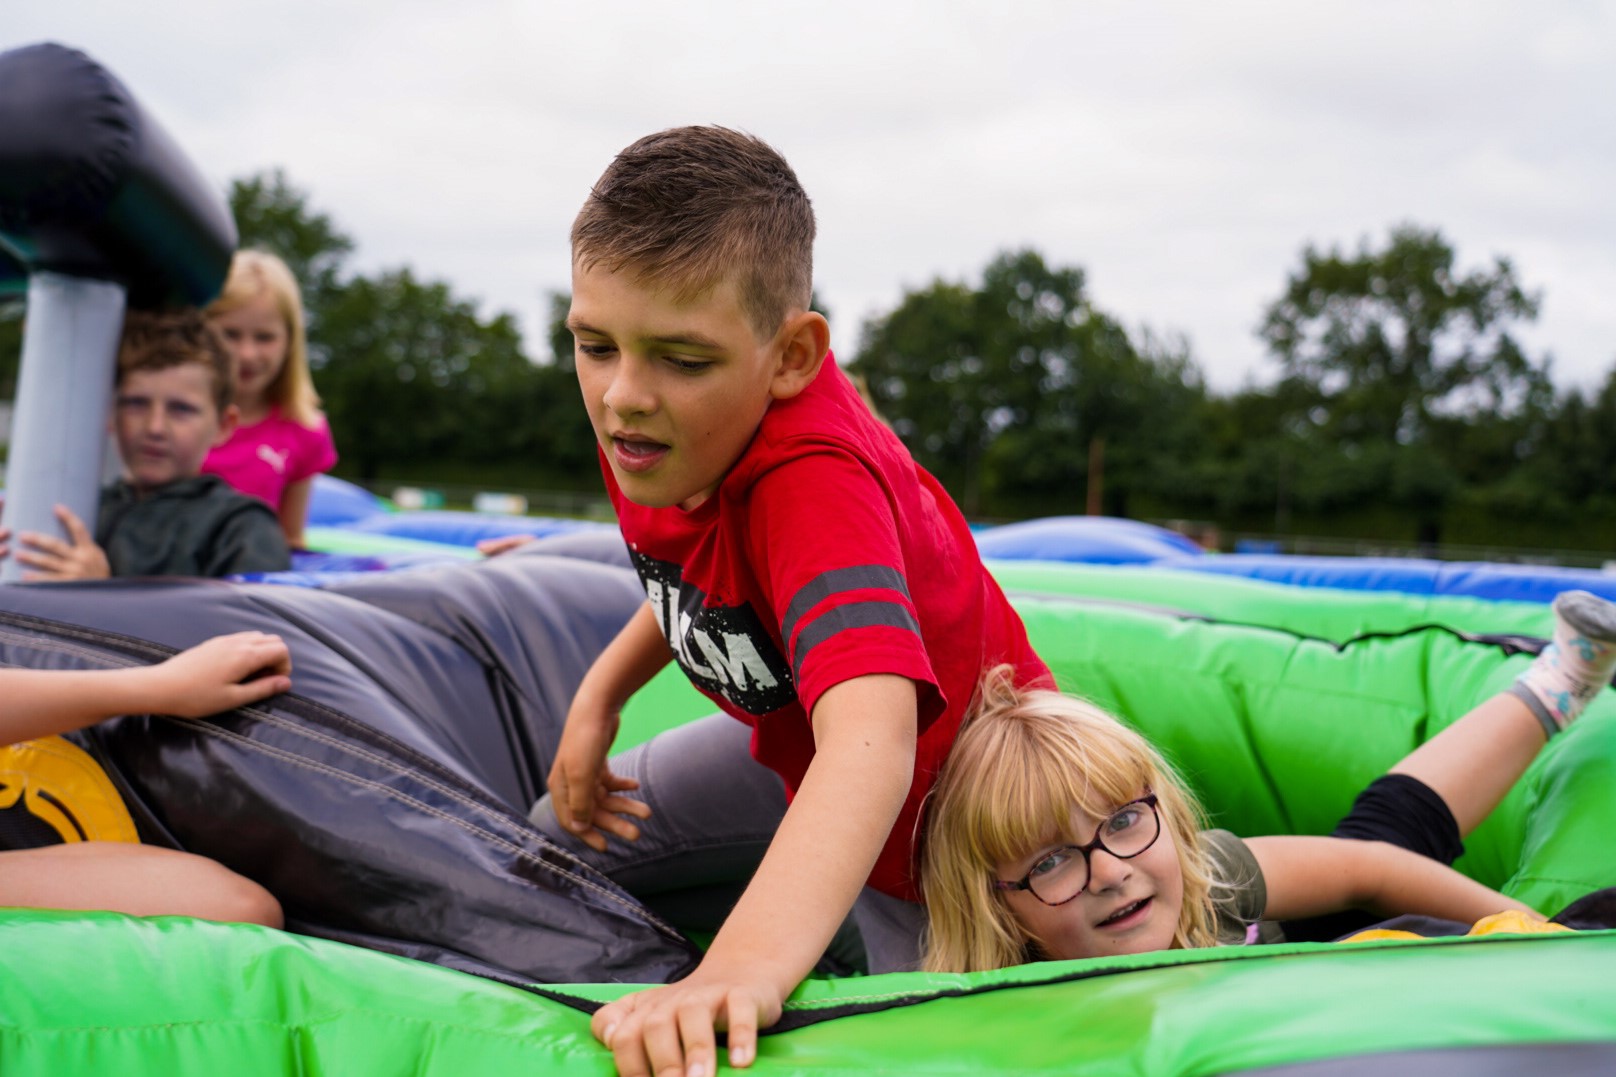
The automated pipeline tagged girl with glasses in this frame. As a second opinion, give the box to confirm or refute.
[920,590,1616,973]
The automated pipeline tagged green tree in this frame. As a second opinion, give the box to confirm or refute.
[1261,225,1547,447]
[227,170,354,313]
[518,290,598,484]
[1488,363,1616,524]
[853,249,1204,517]
[315,268,531,482]
[0,299,20,401]
[1,248,23,397]
[1255,225,1552,545]
[547,291,575,370]
[226,170,600,489]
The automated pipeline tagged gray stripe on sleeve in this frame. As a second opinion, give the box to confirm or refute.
[791,600,922,683]
[780,565,910,643]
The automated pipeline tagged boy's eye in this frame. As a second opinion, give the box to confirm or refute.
[665,356,712,373]
[575,342,615,360]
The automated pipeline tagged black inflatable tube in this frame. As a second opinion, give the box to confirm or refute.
[0,553,702,985]
[0,42,235,308]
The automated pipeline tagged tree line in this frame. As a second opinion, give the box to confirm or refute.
[3,171,1613,552]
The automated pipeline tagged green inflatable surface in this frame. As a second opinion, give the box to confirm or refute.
[5,569,1616,1074]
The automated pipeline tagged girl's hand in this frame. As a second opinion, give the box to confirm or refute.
[145,632,293,718]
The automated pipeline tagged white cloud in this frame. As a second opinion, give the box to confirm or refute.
[6,0,1613,388]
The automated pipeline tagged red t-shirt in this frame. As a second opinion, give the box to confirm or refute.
[606,355,1050,901]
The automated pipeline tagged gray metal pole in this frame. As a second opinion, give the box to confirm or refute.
[1,271,126,582]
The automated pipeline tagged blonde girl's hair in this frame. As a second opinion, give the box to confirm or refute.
[920,666,1220,973]
[207,249,321,426]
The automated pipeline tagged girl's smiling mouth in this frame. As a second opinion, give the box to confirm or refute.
[1097,897,1152,929]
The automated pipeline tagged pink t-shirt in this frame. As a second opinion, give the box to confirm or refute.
[203,407,338,510]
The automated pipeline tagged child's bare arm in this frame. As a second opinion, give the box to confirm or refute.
[547,601,671,850]
[476,534,536,557]
[277,477,315,549]
[1,631,292,745]
[592,673,917,1077]
[1248,834,1538,925]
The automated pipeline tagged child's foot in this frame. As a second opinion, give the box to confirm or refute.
[1510,590,1616,736]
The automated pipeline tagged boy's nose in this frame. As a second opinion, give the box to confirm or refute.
[602,361,656,417]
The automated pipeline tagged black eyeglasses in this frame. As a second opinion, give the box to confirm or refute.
[993,794,1161,907]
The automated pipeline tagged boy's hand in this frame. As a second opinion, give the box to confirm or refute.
[13,505,111,581]
[593,966,785,1077]
[547,698,651,851]
[145,631,294,717]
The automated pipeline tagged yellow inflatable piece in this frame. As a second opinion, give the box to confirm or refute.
[1342,908,1573,944]
[0,735,139,844]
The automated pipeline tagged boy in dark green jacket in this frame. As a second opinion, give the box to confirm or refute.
[2,310,290,580]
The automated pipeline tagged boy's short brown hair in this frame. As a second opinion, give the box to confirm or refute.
[572,126,815,340]
[117,308,234,413]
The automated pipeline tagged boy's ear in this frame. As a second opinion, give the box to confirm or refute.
[770,310,831,401]
[213,403,241,446]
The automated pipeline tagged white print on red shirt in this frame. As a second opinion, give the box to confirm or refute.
[632,549,796,716]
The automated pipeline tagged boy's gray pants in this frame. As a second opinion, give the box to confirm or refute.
[529,712,925,975]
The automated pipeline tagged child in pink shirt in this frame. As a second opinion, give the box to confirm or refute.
[203,250,337,548]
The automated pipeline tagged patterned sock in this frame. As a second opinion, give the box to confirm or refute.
[1509,590,1616,736]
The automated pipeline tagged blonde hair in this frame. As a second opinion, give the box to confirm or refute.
[206,249,322,426]
[920,666,1221,973]
[572,126,815,340]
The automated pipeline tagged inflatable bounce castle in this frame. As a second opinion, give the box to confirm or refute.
[2,42,1614,1076]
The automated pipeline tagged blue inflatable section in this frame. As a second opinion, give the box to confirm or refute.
[300,484,1611,608]
[974,516,1202,564]
[306,475,389,527]
[340,510,612,548]
[1156,554,1616,605]
[300,477,614,577]
[964,515,1616,605]
[234,549,470,587]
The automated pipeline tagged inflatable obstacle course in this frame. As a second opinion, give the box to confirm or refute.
[4,905,1615,1076]
[3,547,1615,1074]
[4,38,1615,1076]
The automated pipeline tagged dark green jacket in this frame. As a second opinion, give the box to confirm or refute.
[95,476,291,578]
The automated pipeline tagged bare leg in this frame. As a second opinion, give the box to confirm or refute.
[1389,692,1545,838]
[1391,589,1616,838]
[0,843,283,927]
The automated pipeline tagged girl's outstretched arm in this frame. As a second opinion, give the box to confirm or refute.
[1248,835,1539,925]
[0,631,292,746]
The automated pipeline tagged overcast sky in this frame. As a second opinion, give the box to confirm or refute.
[8,2,1615,391]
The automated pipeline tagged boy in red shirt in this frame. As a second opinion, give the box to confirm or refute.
[536,126,1048,1076]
